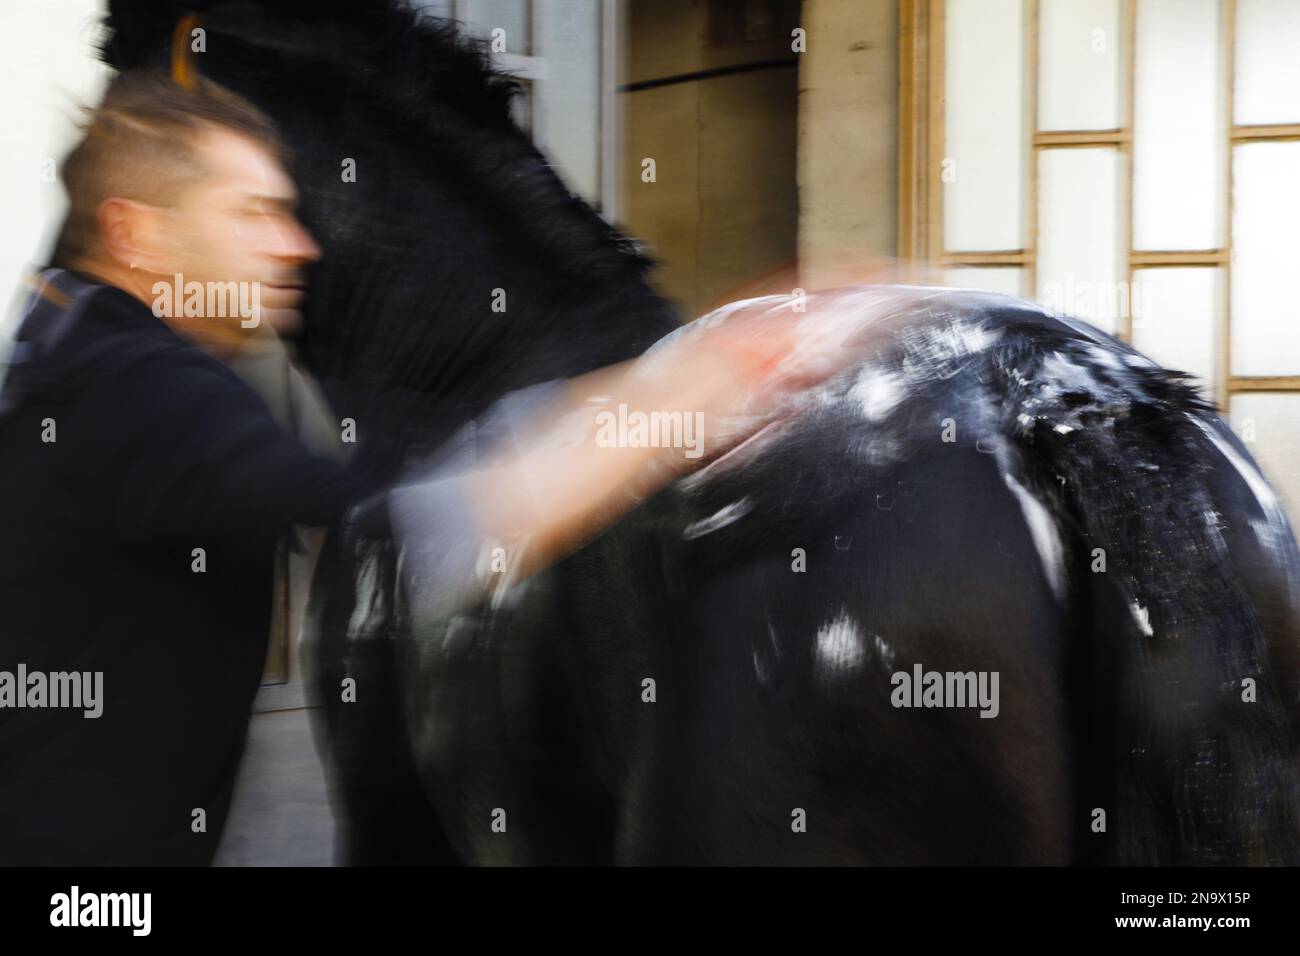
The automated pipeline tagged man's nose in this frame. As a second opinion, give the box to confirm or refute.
[271,215,322,264]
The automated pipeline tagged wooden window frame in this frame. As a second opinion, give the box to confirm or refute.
[899,0,1300,411]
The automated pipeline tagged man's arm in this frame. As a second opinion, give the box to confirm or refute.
[86,294,866,620]
[385,312,828,621]
[92,350,371,543]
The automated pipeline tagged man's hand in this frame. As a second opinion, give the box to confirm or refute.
[458,285,916,582]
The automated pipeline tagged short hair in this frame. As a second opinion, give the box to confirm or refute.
[52,70,291,267]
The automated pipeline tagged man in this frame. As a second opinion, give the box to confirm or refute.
[0,72,855,865]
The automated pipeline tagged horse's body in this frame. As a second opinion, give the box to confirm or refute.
[102,1,1300,865]
[313,288,1300,865]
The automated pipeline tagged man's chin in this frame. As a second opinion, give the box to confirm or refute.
[260,307,303,335]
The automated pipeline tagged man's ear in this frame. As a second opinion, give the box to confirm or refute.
[97,197,171,273]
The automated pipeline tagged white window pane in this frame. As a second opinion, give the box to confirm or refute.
[541,1,601,204]
[1229,394,1300,528]
[1037,148,1124,333]
[1130,267,1219,396]
[1235,0,1300,124]
[944,0,1026,251]
[944,267,1025,298]
[1132,0,1224,251]
[1038,0,1123,131]
[462,0,531,54]
[1231,141,1300,376]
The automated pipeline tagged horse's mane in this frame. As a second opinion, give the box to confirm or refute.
[103,0,521,120]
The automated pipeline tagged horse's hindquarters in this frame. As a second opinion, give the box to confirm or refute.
[578,438,1078,864]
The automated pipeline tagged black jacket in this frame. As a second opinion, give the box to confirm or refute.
[0,275,371,865]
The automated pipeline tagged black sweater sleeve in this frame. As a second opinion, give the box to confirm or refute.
[89,345,372,543]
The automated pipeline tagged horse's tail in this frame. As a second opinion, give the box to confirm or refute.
[994,318,1300,864]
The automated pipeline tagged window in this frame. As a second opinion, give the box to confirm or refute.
[418,0,621,216]
[901,0,1300,521]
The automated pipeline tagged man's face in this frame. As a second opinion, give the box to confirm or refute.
[155,127,321,336]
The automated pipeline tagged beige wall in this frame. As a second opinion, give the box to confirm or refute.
[620,0,800,320]
[797,0,899,287]
[619,0,900,315]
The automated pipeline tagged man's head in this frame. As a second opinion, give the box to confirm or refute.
[54,71,321,350]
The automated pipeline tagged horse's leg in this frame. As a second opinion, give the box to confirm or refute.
[389,568,620,866]
[616,440,1076,864]
[305,531,462,865]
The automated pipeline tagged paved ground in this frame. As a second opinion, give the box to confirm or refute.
[213,707,336,866]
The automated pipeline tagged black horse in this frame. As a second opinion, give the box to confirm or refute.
[100,0,1300,865]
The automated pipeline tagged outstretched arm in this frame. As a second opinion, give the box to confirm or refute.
[386,302,857,620]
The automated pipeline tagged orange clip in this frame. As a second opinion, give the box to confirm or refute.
[171,14,202,91]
